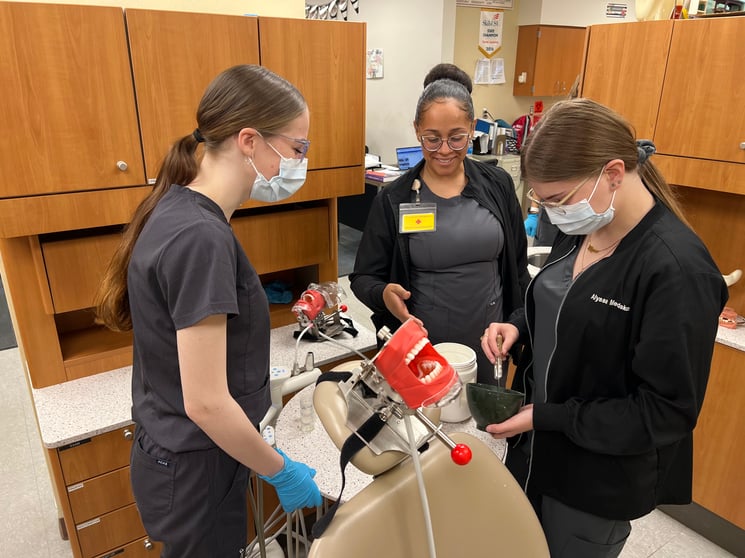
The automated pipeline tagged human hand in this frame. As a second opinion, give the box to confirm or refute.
[524,212,538,237]
[481,322,519,364]
[486,404,533,439]
[383,283,425,329]
[258,448,322,513]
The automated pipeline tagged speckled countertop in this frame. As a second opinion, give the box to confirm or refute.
[31,324,744,450]
[32,322,378,449]
[714,324,745,352]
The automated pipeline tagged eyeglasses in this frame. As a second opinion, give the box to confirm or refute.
[260,131,311,159]
[418,133,471,152]
[526,174,595,209]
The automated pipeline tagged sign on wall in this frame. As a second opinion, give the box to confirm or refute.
[478,9,504,58]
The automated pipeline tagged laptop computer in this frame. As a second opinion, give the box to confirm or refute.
[395,146,424,170]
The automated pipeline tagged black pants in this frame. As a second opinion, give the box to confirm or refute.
[506,440,631,558]
[131,426,249,558]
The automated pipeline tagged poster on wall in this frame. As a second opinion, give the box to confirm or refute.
[366,49,383,79]
[478,9,503,58]
[457,0,513,8]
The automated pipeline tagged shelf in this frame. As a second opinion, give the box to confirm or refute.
[59,325,133,380]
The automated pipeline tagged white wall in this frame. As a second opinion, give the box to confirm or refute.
[454,5,535,128]
[519,0,638,25]
[347,0,455,164]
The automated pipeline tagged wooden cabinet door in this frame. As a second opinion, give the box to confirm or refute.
[532,26,585,97]
[126,9,260,183]
[655,18,745,164]
[0,3,145,197]
[693,343,745,529]
[258,17,366,171]
[514,26,585,97]
[582,20,673,140]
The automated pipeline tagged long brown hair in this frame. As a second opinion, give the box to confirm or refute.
[95,65,306,331]
[520,98,688,226]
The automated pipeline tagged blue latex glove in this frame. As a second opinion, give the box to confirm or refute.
[259,448,322,513]
[524,212,538,237]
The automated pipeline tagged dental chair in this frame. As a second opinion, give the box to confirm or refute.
[308,359,549,558]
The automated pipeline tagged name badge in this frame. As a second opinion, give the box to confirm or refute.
[399,203,437,233]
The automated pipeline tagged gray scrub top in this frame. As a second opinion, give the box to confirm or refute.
[532,251,578,403]
[408,182,504,376]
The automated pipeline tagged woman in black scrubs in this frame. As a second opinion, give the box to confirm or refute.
[350,78,529,386]
[95,65,321,557]
[481,98,727,558]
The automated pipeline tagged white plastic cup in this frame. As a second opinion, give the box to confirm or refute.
[433,343,477,423]
[298,392,315,432]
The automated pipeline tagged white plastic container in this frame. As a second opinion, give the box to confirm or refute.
[434,342,477,423]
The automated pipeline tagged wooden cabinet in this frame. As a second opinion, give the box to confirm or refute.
[46,425,165,558]
[582,20,673,141]
[513,25,586,97]
[125,9,261,183]
[655,18,745,166]
[692,343,745,530]
[0,3,366,388]
[258,17,366,172]
[0,3,145,197]
[581,17,745,195]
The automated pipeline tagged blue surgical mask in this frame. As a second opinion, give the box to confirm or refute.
[248,141,307,203]
[544,168,615,235]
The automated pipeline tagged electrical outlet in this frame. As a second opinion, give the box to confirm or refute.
[482,108,489,119]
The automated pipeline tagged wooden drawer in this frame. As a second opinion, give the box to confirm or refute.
[232,205,331,275]
[94,536,162,558]
[68,466,134,523]
[42,232,122,313]
[76,502,146,558]
[59,425,134,485]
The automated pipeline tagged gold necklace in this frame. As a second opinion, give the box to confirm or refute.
[586,235,621,254]
[578,235,620,275]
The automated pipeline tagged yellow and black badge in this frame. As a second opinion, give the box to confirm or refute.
[399,178,437,233]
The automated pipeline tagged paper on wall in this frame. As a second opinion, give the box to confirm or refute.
[474,57,505,85]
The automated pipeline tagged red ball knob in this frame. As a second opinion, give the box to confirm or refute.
[339,304,348,312]
[450,443,472,465]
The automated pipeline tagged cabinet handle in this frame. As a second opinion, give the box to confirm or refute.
[144,539,154,550]
[116,160,128,171]
[740,142,745,150]
[123,428,133,441]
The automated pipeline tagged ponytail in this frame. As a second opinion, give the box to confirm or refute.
[94,134,200,331]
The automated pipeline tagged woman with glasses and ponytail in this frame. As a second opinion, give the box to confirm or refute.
[94,65,321,557]
[350,76,530,386]
[480,98,728,557]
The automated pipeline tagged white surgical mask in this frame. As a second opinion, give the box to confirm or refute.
[544,168,615,235]
[248,141,307,203]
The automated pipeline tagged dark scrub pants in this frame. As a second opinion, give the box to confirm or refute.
[131,426,250,558]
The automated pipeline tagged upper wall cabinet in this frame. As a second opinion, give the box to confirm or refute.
[514,25,586,97]
[581,17,745,194]
[126,10,260,183]
[0,3,145,197]
[581,20,672,141]
[259,17,366,170]
[654,18,745,165]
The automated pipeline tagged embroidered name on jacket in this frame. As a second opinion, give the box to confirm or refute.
[590,293,630,312]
